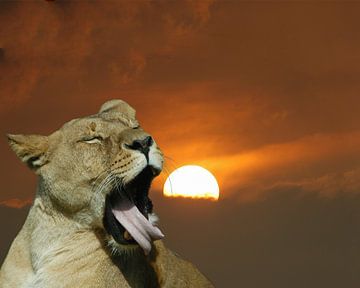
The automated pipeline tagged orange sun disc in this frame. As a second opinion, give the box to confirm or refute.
[163,165,220,201]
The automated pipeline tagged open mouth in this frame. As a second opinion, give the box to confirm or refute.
[103,167,164,255]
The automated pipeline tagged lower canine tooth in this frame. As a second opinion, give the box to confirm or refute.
[124,230,133,240]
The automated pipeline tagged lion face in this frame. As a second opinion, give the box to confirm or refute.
[7,100,164,254]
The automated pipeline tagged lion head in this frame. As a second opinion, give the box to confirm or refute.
[7,99,164,255]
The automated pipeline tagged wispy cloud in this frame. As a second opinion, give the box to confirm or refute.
[0,198,32,209]
[194,131,360,201]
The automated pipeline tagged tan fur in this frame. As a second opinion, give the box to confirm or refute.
[0,100,213,287]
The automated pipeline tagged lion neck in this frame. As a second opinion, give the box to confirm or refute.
[26,198,85,268]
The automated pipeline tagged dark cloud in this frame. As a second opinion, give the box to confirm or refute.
[153,190,360,287]
[2,191,360,288]
[0,206,29,263]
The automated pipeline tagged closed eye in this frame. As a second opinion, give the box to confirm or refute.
[81,135,103,144]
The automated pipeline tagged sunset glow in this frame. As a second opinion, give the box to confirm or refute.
[163,165,220,200]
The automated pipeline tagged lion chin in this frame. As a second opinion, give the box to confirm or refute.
[0,99,214,288]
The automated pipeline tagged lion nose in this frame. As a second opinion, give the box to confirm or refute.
[126,136,153,156]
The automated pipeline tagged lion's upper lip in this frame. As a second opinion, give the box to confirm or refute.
[150,165,161,176]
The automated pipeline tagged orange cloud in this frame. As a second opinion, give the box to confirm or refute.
[154,131,360,202]
[1,2,360,207]
[0,198,32,209]
[0,1,215,111]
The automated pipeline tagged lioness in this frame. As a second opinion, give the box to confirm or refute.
[0,100,213,288]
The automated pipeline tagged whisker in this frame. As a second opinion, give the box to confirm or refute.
[163,155,179,172]
[162,164,175,196]
[95,173,115,195]
[97,181,113,198]
[92,168,112,189]
[163,154,175,162]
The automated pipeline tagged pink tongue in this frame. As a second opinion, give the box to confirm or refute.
[111,197,164,255]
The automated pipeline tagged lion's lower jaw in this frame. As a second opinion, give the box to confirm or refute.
[104,212,160,256]
[105,236,143,257]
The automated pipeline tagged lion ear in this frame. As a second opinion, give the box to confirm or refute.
[7,134,49,170]
[99,99,136,119]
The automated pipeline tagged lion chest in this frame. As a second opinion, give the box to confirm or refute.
[27,238,130,288]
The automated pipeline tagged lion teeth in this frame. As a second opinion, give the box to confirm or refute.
[124,230,133,240]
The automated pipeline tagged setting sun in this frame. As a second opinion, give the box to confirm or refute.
[163,165,220,201]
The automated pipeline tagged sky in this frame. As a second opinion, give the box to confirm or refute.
[0,1,360,287]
